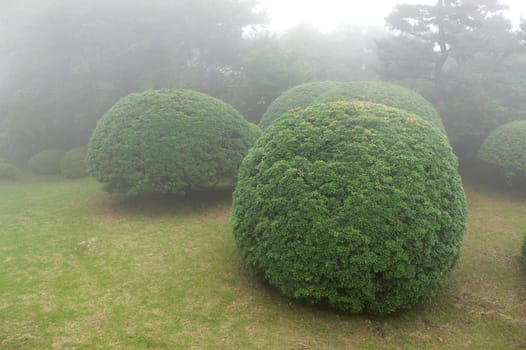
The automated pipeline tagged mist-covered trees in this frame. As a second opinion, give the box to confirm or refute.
[0,0,266,161]
[2,0,524,168]
[0,1,385,162]
[377,0,526,160]
[378,0,511,86]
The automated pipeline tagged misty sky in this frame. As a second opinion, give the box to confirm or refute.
[260,0,526,32]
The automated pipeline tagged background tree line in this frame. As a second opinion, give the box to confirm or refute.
[0,0,524,164]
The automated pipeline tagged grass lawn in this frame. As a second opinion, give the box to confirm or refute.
[0,176,525,349]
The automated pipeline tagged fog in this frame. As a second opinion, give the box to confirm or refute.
[0,0,524,166]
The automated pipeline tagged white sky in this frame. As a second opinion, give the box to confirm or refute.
[259,0,526,32]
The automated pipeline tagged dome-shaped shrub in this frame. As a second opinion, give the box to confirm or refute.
[0,159,21,180]
[258,81,345,129]
[478,120,526,185]
[232,101,467,314]
[316,81,445,133]
[259,81,445,134]
[61,147,88,179]
[28,150,65,175]
[87,89,261,196]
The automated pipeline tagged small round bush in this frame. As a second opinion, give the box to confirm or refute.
[259,81,445,133]
[259,81,345,129]
[87,89,261,196]
[232,101,467,314]
[0,160,21,180]
[478,120,526,185]
[61,147,87,179]
[28,150,65,175]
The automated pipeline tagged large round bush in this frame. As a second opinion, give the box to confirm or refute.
[258,81,345,129]
[28,150,65,175]
[87,89,261,195]
[61,147,87,179]
[259,81,445,133]
[478,120,526,184]
[232,101,467,314]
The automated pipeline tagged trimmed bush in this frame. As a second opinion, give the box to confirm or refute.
[478,121,526,185]
[316,81,445,133]
[28,150,65,175]
[61,147,88,179]
[0,159,21,180]
[232,101,467,314]
[258,81,345,129]
[87,89,261,196]
[259,81,445,134]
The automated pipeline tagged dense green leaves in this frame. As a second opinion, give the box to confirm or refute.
[259,81,445,133]
[316,81,445,133]
[60,147,87,179]
[87,89,260,196]
[258,81,345,129]
[232,101,466,314]
[0,0,266,162]
[28,150,65,175]
[478,120,526,185]
[380,0,510,85]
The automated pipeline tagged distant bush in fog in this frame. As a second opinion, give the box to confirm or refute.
[478,120,526,186]
[28,150,65,175]
[0,159,21,180]
[87,89,260,196]
[61,147,87,179]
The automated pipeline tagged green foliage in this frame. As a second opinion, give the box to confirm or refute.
[60,147,88,179]
[434,56,526,161]
[478,121,526,185]
[258,81,345,129]
[233,33,318,123]
[0,159,21,180]
[87,89,261,196]
[522,233,526,266]
[28,150,65,175]
[316,81,445,133]
[260,81,445,133]
[380,1,511,85]
[1,0,266,162]
[232,101,467,314]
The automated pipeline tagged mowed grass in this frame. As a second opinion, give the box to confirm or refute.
[0,176,525,349]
